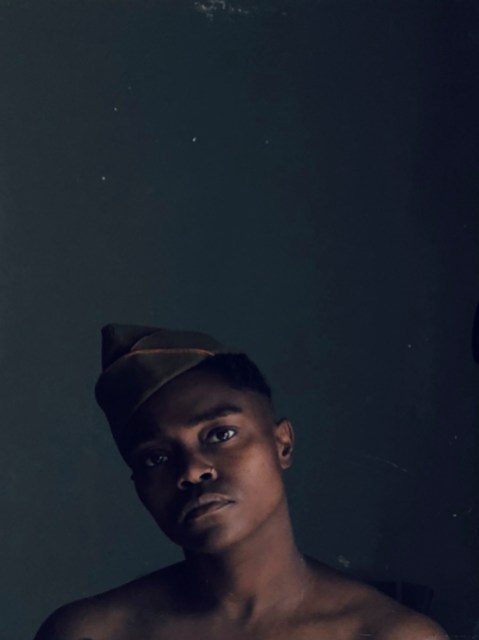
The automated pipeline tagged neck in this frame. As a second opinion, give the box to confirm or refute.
[182,501,309,621]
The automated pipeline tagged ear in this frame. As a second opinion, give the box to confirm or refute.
[274,418,294,470]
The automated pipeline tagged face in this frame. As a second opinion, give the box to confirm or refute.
[119,368,294,554]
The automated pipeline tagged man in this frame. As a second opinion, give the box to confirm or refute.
[35,324,448,639]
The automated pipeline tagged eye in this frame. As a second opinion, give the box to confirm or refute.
[206,427,237,444]
[142,452,169,468]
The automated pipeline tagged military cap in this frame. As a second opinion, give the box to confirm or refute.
[95,323,234,436]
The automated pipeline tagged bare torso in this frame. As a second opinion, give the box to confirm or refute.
[34,559,445,640]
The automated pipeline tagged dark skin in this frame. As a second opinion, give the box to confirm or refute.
[35,369,448,640]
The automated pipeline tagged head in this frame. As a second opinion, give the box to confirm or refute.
[95,325,294,555]
[117,354,294,554]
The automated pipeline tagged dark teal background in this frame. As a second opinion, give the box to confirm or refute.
[1,1,478,636]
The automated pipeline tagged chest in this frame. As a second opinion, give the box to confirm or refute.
[119,614,366,640]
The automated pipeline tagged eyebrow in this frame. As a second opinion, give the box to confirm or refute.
[185,403,243,426]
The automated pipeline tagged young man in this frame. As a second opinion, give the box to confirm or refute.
[35,324,448,640]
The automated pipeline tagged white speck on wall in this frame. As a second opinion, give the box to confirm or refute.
[195,0,225,19]
[194,0,252,19]
[452,513,458,518]
[337,555,351,568]
[265,139,270,144]
[113,107,118,112]
[359,453,408,473]
[192,137,197,142]
[101,176,106,181]
[407,344,412,349]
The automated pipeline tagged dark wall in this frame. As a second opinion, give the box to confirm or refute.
[1,1,478,636]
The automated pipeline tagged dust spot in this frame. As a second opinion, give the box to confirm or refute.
[360,453,408,473]
[194,0,252,19]
[337,555,351,569]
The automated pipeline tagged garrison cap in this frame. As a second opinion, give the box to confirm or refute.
[95,323,234,436]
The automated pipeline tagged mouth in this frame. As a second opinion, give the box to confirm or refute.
[179,494,234,525]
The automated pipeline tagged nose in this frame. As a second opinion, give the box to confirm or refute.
[177,452,217,490]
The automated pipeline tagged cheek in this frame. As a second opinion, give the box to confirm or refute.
[137,484,181,541]
[234,445,285,501]
[134,475,170,519]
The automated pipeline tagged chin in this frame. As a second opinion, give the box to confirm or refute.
[180,527,243,555]
[160,520,249,555]
[182,537,232,555]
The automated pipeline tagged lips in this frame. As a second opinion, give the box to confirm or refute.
[179,493,234,524]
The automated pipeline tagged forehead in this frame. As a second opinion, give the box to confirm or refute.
[123,368,272,443]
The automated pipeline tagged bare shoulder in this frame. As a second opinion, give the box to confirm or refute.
[352,575,448,640]
[33,597,109,640]
[374,608,448,640]
[356,579,448,639]
[305,559,448,640]
[33,564,182,639]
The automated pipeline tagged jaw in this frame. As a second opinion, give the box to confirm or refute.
[179,498,302,616]
[179,494,293,558]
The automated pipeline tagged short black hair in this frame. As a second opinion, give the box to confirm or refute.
[191,353,272,400]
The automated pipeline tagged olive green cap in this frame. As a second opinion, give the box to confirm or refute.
[95,323,234,435]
